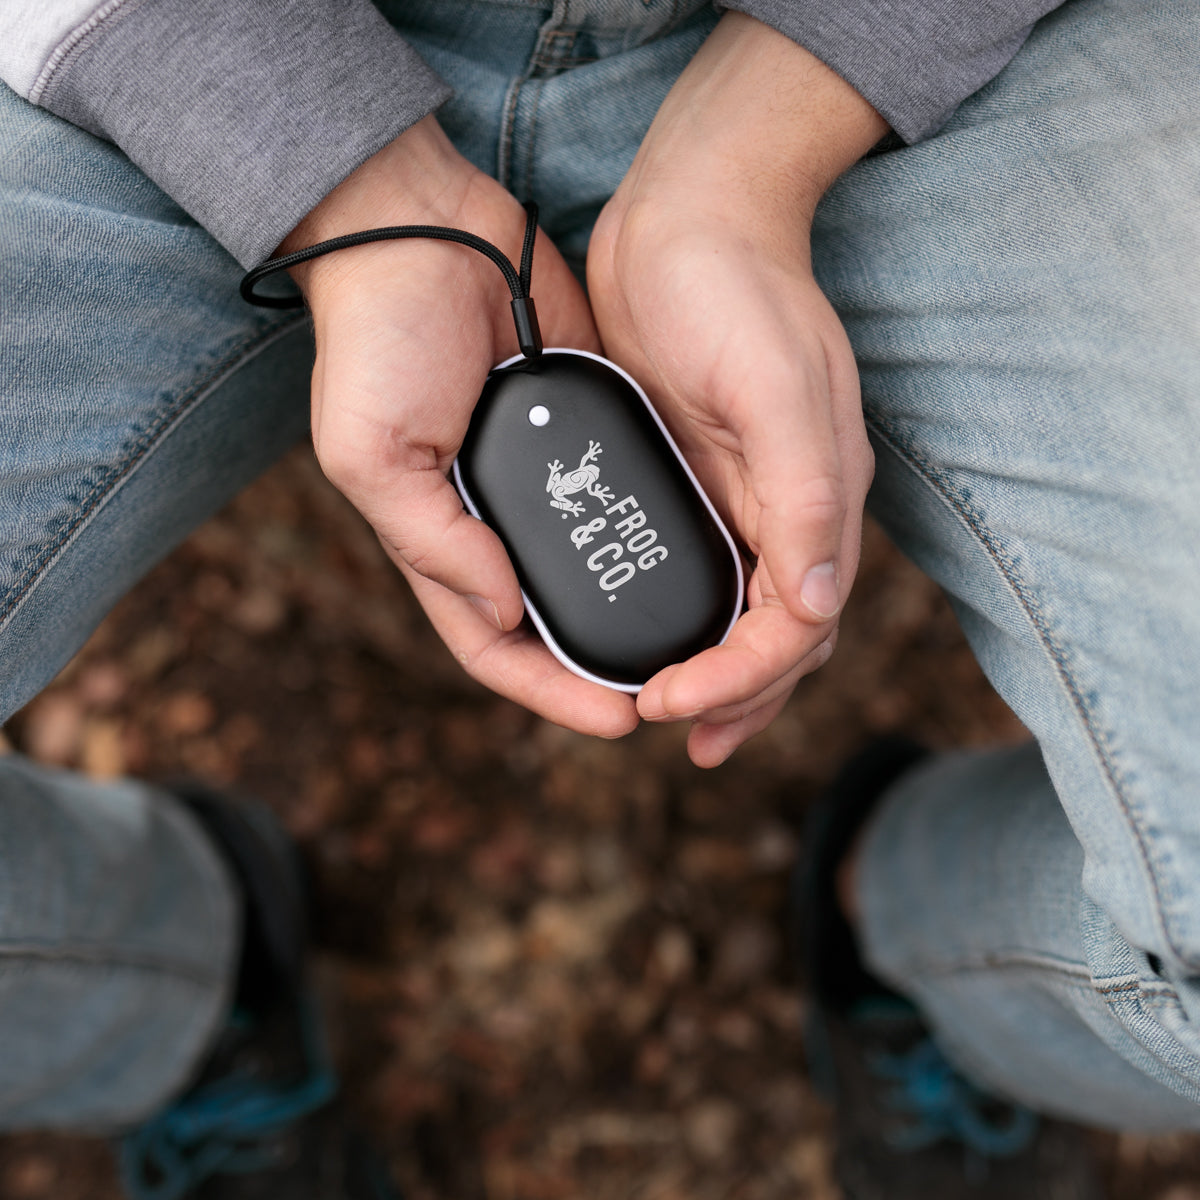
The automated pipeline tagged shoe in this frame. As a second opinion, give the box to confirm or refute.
[118,783,400,1200]
[795,739,1103,1200]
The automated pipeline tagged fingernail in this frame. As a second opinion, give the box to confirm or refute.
[643,703,704,722]
[467,594,503,629]
[801,562,840,619]
[643,706,676,722]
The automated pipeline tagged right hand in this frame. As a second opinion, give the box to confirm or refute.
[282,117,639,737]
[586,15,887,766]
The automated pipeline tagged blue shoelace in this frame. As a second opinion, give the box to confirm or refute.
[119,992,338,1200]
[872,1035,1039,1160]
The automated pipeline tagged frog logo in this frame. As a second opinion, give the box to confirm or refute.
[546,441,615,518]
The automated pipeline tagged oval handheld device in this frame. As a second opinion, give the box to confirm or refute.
[454,349,744,692]
[240,205,745,691]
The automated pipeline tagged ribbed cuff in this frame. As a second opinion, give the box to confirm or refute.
[717,0,1056,143]
[35,0,452,266]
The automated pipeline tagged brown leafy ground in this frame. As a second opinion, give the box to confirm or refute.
[2,446,1199,1200]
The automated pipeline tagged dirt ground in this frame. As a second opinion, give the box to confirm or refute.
[2,445,1199,1200]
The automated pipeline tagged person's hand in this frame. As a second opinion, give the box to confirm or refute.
[588,14,888,766]
[283,117,639,737]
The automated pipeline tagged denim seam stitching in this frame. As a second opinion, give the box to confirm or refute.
[0,316,306,630]
[524,77,547,203]
[497,75,521,191]
[1114,995,1200,1101]
[160,800,240,981]
[916,954,1179,1005]
[531,52,598,69]
[928,951,1090,982]
[0,943,227,990]
[912,949,1092,985]
[531,30,596,71]
[499,1,565,191]
[865,413,1178,962]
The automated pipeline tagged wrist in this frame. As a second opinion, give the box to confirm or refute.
[625,12,888,224]
[277,116,488,297]
[280,117,469,249]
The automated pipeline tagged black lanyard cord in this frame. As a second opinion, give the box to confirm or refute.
[239,200,543,359]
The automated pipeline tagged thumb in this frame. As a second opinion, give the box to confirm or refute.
[737,356,848,624]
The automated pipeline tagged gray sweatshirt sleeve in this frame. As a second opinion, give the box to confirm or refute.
[19,0,452,267]
[719,0,1066,143]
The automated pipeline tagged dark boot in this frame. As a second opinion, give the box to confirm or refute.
[796,739,1103,1200]
[118,784,398,1200]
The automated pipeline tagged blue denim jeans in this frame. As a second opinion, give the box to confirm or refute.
[2,0,1199,1131]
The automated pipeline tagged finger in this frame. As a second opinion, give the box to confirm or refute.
[402,563,641,737]
[679,629,836,727]
[689,628,836,727]
[354,227,602,622]
[687,692,792,769]
[331,438,525,630]
[637,553,833,720]
[685,633,837,768]
[310,282,518,624]
[638,601,830,720]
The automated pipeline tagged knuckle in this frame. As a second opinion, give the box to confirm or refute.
[316,440,366,494]
[796,473,846,527]
[318,424,432,495]
[393,503,468,579]
[860,443,876,491]
[811,635,837,671]
[399,537,436,576]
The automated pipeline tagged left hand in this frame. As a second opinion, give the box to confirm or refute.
[587,13,888,766]
[282,119,639,739]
